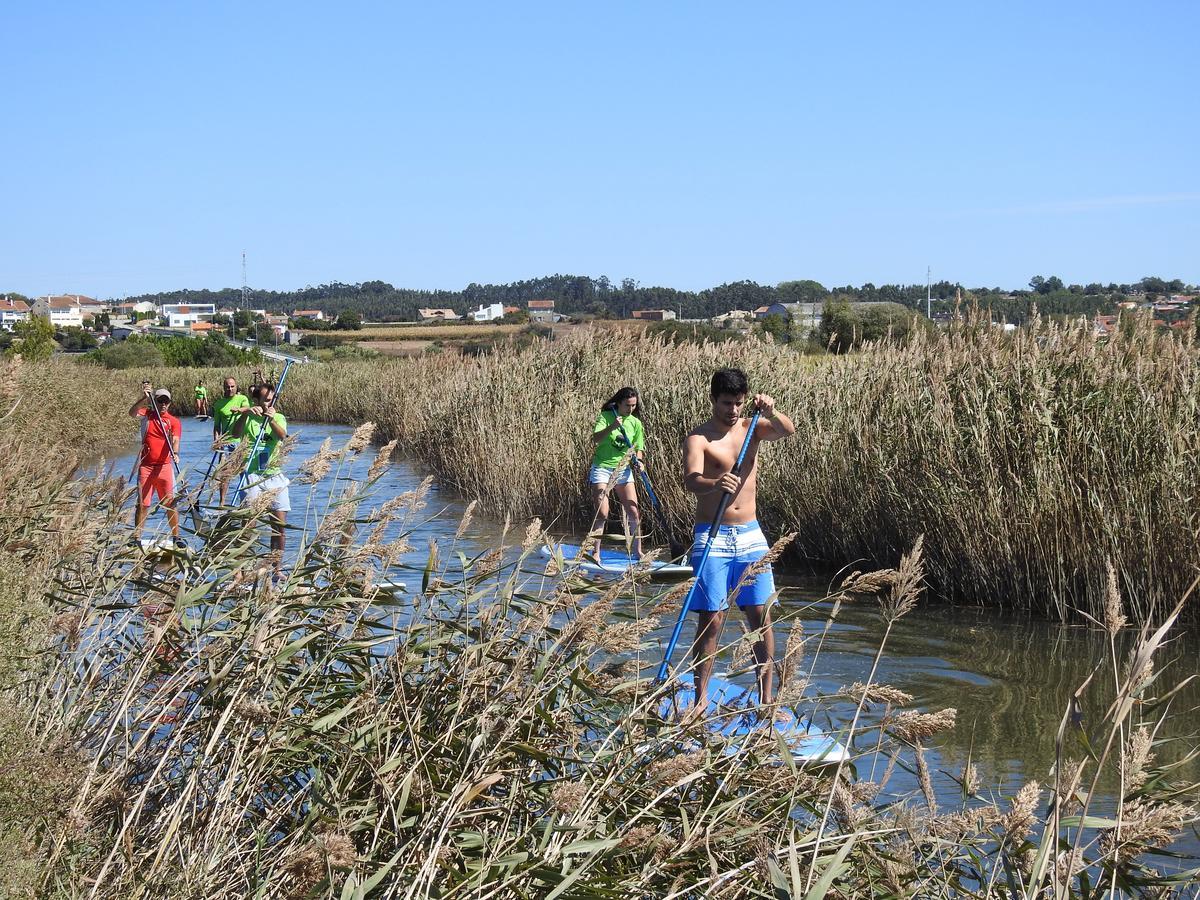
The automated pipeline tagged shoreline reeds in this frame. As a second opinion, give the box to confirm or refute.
[117,310,1200,627]
[0,369,1196,896]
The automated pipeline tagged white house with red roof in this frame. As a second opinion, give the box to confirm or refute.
[1,296,30,329]
[32,296,85,328]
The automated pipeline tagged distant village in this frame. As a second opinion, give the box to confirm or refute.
[2,290,1195,348]
[0,294,827,343]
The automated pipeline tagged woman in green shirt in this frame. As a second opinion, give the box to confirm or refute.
[587,386,645,558]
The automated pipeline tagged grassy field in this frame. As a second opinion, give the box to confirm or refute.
[297,323,523,343]
[0,353,1194,895]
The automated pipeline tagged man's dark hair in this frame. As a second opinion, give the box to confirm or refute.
[710,367,749,399]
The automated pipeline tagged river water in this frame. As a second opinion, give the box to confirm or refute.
[109,418,1200,863]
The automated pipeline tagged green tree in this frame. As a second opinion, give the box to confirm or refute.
[332,342,379,360]
[335,309,363,330]
[818,297,860,353]
[776,280,827,303]
[758,313,791,343]
[91,337,165,369]
[860,303,913,342]
[57,326,98,351]
[9,315,56,360]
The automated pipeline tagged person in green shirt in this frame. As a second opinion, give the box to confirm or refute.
[587,386,645,558]
[231,383,289,570]
[212,376,251,506]
[194,382,209,418]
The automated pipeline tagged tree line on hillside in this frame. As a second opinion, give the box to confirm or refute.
[7,273,1192,327]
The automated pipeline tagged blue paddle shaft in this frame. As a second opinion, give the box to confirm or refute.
[234,361,292,497]
[609,417,674,542]
[656,410,762,683]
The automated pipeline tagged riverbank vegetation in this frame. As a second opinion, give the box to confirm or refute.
[54,307,1200,628]
[0,356,1196,894]
[88,333,262,370]
[266,313,1199,628]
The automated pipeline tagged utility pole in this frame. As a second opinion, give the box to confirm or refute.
[926,266,932,319]
[237,250,248,340]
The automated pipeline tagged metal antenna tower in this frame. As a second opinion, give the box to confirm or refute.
[241,251,248,310]
[926,266,932,319]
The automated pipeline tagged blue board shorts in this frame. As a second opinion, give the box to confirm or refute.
[589,464,634,486]
[689,520,776,612]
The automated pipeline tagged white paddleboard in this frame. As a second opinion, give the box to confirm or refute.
[139,537,180,552]
[658,674,849,765]
[540,542,691,578]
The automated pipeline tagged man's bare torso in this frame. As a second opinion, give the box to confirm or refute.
[684,417,761,525]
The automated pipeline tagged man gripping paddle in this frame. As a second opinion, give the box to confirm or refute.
[211,376,250,506]
[682,367,795,712]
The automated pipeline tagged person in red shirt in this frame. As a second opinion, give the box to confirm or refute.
[129,382,183,545]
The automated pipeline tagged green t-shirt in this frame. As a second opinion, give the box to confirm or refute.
[212,393,250,437]
[591,410,645,469]
[244,412,288,476]
[195,385,208,399]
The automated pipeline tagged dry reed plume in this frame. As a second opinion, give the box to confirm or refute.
[165,313,1198,628]
[0,353,1195,896]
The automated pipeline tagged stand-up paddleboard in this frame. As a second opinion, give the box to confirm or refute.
[195,414,211,421]
[539,542,692,578]
[658,674,849,765]
[377,577,407,593]
[139,537,182,552]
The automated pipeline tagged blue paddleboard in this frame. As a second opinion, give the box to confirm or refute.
[658,674,848,765]
[540,542,691,577]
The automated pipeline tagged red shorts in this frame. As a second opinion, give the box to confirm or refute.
[138,464,175,507]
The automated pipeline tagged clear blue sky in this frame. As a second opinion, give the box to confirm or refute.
[4,1,1197,298]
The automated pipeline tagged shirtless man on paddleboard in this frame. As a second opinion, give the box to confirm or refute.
[683,367,795,711]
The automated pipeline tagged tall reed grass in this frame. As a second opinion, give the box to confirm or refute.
[1,358,1197,895]
[131,312,1200,626]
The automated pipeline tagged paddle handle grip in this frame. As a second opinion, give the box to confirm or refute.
[655,411,761,683]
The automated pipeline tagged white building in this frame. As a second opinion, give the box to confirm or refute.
[32,296,84,329]
[471,302,505,322]
[115,300,158,319]
[77,297,108,320]
[160,303,216,329]
[292,309,325,321]
[1,296,30,329]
